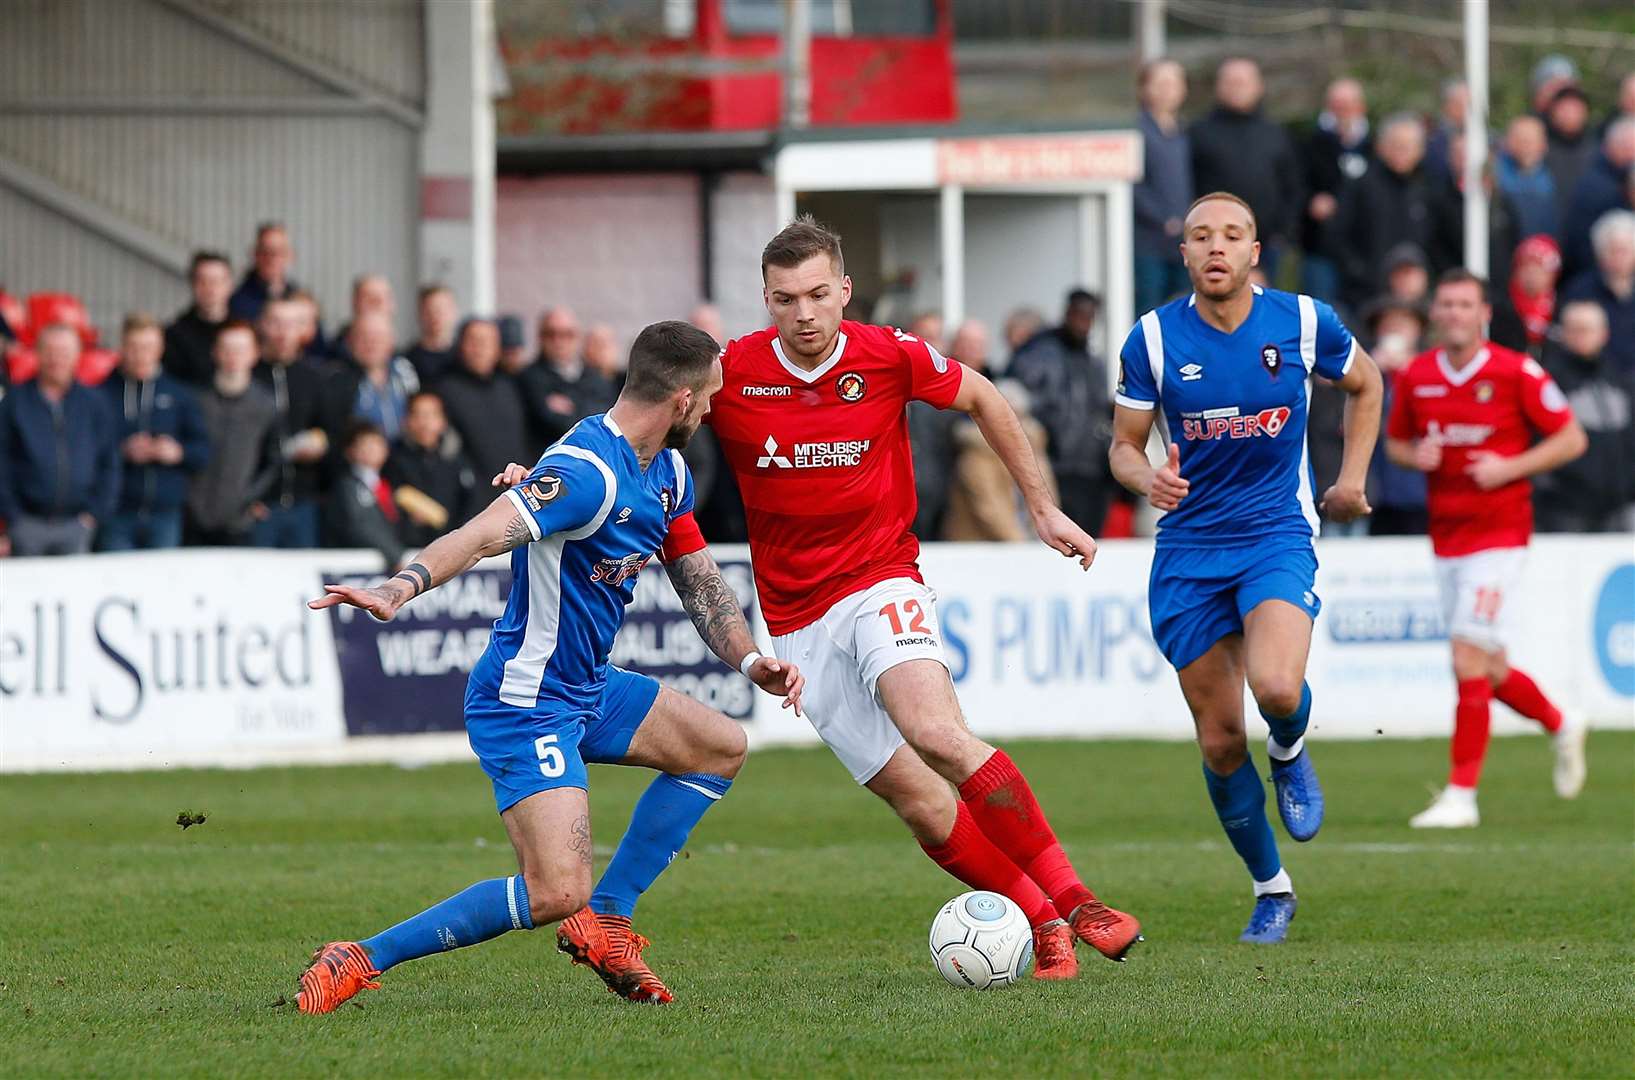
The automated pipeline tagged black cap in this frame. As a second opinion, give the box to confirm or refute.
[497,314,524,350]
[1383,243,1427,273]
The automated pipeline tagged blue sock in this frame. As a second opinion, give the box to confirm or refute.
[1203,759,1282,884]
[590,773,732,918]
[361,875,532,972]
[1261,682,1312,750]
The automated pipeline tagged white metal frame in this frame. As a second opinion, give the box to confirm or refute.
[773,131,1139,373]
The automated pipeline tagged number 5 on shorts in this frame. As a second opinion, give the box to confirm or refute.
[878,599,931,636]
[534,734,566,778]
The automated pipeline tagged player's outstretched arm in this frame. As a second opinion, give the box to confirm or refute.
[1110,405,1189,511]
[1320,345,1385,523]
[308,494,532,621]
[950,366,1096,569]
[665,547,804,714]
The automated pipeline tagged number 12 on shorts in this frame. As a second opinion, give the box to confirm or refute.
[535,734,566,778]
[878,599,931,637]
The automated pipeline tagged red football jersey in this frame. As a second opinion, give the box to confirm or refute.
[1386,343,1574,557]
[711,320,965,634]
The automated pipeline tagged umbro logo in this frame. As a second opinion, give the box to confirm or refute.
[1180,363,1204,381]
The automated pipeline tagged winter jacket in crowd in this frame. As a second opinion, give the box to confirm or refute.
[1534,341,1635,530]
[433,366,534,483]
[1189,105,1306,246]
[100,371,211,516]
[188,381,277,536]
[0,380,122,524]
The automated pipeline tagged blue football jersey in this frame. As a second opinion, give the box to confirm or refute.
[469,414,697,712]
[1115,286,1356,546]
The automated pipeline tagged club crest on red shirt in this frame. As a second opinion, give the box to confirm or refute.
[836,371,867,402]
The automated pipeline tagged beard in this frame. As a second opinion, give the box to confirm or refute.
[664,418,699,450]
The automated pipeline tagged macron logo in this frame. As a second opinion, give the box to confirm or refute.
[756,436,792,468]
[742,385,792,397]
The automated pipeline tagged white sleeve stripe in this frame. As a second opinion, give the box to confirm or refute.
[670,449,687,506]
[1296,293,1318,374]
[1114,393,1157,411]
[503,488,543,541]
[546,445,617,540]
[1139,310,1165,395]
[1339,336,1358,376]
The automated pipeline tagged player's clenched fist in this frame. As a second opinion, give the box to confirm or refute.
[1149,443,1190,511]
[1319,483,1371,523]
[1411,434,1443,472]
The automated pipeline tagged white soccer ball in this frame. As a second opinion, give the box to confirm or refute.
[928,890,1033,989]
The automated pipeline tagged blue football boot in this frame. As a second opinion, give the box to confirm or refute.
[1239,893,1297,944]
[1269,745,1324,841]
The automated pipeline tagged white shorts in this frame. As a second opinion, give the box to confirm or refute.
[1435,547,1526,652]
[771,577,948,784]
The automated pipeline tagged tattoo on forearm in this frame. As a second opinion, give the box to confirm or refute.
[568,814,593,866]
[666,552,748,661]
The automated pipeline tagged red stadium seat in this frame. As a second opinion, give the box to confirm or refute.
[77,346,119,386]
[4,344,117,386]
[25,292,97,348]
[7,345,37,383]
[0,288,26,343]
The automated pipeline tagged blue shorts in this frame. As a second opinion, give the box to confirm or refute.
[1148,539,1321,671]
[465,666,663,814]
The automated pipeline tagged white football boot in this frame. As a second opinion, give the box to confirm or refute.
[1409,785,1480,829]
[1552,710,1588,799]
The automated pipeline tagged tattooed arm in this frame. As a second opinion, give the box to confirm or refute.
[308,494,534,621]
[665,547,805,713]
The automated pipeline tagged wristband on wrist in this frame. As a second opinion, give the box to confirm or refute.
[392,561,432,597]
[738,651,764,677]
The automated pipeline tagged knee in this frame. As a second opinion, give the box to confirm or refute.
[1197,722,1248,774]
[708,721,748,780]
[1249,672,1304,719]
[902,722,989,783]
[523,872,590,927]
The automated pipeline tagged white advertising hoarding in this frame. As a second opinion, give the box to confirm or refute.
[0,549,379,771]
[751,536,1635,745]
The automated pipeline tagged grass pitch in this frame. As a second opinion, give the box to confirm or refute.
[2,733,1631,1078]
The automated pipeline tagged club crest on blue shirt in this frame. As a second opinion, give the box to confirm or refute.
[1260,344,1283,379]
[660,488,673,514]
[519,474,563,511]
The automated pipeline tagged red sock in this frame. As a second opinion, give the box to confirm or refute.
[1450,678,1493,788]
[1493,668,1563,733]
[921,802,1060,928]
[958,750,1097,918]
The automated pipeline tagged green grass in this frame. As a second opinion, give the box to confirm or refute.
[2,734,1632,1078]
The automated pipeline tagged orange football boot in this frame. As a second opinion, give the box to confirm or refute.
[1030,919,1079,980]
[556,908,674,1004]
[1069,900,1144,961]
[296,941,381,1014]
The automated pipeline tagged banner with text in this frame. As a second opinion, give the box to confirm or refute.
[324,553,762,735]
[0,549,378,771]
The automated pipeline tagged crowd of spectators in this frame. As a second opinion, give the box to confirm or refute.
[0,220,737,563]
[0,55,1629,559]
[1128,53,1635,537]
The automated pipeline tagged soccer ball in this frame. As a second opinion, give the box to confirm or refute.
[928,890,1033,989]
